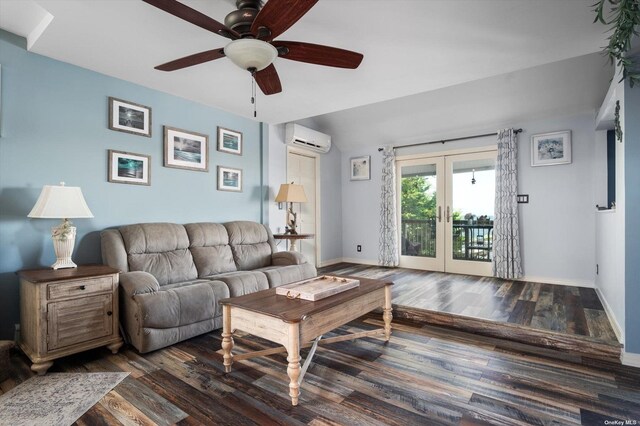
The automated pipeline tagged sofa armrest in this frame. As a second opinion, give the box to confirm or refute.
[119,271,160,298]
[272,251,308,266]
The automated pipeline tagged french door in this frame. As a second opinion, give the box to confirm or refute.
[397,150,497,276]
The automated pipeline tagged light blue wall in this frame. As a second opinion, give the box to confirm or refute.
[319,145,343,263]
[624,75,640,354]
[0,30,264,339]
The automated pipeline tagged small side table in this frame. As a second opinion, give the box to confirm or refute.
[17,265,123,375]
[273,233,314,252]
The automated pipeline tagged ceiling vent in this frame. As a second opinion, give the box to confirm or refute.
[285,123,331,154]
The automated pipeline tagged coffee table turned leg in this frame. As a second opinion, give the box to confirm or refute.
[286,322,301,406]
[221,305,234,373]
[383,285,393,341]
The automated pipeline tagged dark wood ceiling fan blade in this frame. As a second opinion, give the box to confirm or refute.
[254,64,282,95]
[142,0,240,39]
[155,49,225,71]
[251,0,319,40]
[274,41,363,69]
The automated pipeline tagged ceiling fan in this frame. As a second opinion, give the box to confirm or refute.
[142,0,364,96]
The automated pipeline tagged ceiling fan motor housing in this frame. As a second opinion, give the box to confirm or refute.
[225,0,261,36]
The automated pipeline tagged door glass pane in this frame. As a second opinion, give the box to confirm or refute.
[451,158,495,262]
[400,164,437,258]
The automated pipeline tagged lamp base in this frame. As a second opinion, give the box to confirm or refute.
[52,258,78,270]
[51,220,77,270]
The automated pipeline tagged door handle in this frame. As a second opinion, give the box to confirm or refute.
[447,206,451,223]
[437,206,442,222]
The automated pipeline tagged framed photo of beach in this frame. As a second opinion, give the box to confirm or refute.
[163,126,209,172]
[217,127,243,155]
[108,150,151,186]
[108,97,152,137]
[531,130,572,167]
[217,166,242,192]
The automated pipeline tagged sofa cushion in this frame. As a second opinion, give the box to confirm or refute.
[120,223,197,286]
[134,279,229,329]
[224,221,276,270]
[206,270,269,297]
[185,223,237,277]
[257,264,317,288]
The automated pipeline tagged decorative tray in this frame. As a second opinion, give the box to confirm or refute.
[276,275,360,301]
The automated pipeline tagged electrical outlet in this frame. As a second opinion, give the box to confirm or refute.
[357,245,362,252]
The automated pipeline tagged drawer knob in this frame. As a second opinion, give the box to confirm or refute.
[79,285,86,290]
[107,311,113,316]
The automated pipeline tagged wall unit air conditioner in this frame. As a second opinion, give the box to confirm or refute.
[285,123,331,154]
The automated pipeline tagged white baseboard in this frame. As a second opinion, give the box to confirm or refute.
[594,288,624,343]
[341,257,379,266]
[622,351,640,368]
[318,258,344,268]
[520,275,594,288]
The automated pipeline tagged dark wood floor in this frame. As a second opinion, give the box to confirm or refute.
[318,263,620,346]
[2,316,640,425]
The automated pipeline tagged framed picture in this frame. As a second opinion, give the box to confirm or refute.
[108,97,152,137]
[108,150,151,186]
[531,130,572,167]
[163,126,209,172]
[217,127,243,155]
[350,155,371,181]
[217,166,242,192]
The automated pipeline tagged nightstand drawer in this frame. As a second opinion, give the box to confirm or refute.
[47,277,113,300]
[47,294,114,351]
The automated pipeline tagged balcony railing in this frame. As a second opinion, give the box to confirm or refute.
[401,218,493,262]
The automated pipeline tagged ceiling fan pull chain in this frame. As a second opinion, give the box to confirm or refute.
[251,71,257,118]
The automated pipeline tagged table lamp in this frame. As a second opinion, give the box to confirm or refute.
[275,182,307,235]
[27,182,94,269]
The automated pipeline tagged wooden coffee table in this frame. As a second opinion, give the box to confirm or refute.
[219,276,393,406]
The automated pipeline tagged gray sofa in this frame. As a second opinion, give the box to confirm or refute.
[101,221,316,353]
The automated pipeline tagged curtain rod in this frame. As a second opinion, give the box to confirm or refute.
[377,128,523,152]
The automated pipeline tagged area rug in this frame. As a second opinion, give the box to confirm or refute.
[0,372,128,426]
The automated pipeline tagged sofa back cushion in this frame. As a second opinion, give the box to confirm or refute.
[119,223,197,286]
[224,221,276,270]
[185,223,237,277]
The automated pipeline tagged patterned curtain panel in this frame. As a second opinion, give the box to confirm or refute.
[493,129,523,279]
[379,146,399,267]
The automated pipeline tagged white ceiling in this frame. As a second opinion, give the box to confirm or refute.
[0,0,611,128]
[301,52,613,150]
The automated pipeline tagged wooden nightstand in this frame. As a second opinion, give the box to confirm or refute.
[17,265,123,375]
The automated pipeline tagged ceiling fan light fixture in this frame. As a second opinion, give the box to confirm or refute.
[224,39,277,72]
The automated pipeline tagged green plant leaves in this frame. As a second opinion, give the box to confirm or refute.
[593,0,640,87]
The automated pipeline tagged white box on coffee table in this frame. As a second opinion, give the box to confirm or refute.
[276,275,360,301]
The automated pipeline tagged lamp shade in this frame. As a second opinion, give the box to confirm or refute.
[275,183,307,203]
[28,183,94,219]
[224,39,278,71]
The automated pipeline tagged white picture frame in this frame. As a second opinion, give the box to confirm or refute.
[108,97,152,137]
[350,155,371,180]
[163,126,209,172]
[531,130,572,167]
[217,166,242,192]
[217,126,243,155]
[108,150,151,186]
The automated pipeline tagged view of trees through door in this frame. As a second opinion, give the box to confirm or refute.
[398,151,497,276]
